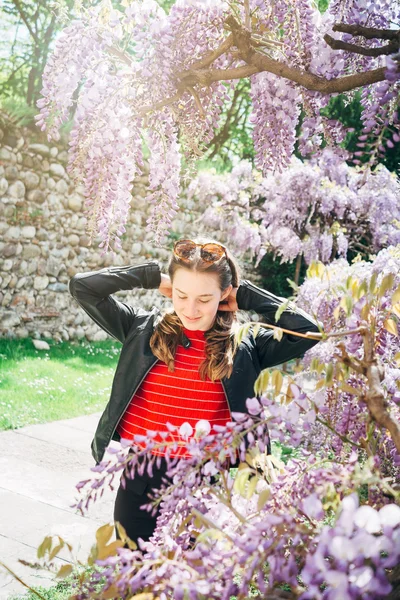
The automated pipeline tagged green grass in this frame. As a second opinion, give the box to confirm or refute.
[0,337,121,430]
[7,566,108,600]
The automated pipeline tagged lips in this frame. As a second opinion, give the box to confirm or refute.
[185,316,201,321]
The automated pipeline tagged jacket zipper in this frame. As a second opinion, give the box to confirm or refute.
[221,380,233,422]
[108,357,159,447]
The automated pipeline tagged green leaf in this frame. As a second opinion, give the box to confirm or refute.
[257,487,271,511]
[37,536,52,559]
[369,272,378,293]
[275,299,290,322]
[273,327,284,341]
[95,523,114,548]
[271,370,283,394]
[55,564,73,579]
[235,322,253,345]
[378,273,394,298]
[391,284,400,305]
[48,542,64,561]
[254,369,270,395]
[325,363,333,385]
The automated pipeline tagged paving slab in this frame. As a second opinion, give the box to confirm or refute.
[0,413,123,599]
[0,535,69,600]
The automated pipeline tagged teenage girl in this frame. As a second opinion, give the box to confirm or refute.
[69,237,320,547]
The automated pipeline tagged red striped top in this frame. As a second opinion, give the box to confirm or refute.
[116,327,232,458]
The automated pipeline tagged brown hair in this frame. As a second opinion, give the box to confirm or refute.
[149,236,242,381]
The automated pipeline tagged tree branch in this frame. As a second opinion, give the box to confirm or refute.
[189,34,233,70]
[11,0,40,45]
[324,34,398,57]
[362,329,400,454]
[225,15,387,93]
[332,23,400,41]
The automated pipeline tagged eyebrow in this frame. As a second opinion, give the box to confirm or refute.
[175,288,214,298]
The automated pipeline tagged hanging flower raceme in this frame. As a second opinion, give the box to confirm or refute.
[35,0,400,253]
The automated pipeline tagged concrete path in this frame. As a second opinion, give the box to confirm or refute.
[0,412,120,599]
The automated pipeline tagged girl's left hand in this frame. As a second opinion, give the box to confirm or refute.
[218,287,239,312]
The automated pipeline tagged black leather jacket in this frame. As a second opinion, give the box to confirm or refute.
[68,261,320,464]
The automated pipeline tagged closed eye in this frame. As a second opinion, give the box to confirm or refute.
[178,296,210,303]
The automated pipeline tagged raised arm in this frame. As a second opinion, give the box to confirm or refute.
[68,261,162,343]
[236,279,321,369]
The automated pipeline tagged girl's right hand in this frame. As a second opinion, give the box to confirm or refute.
[159,273,172,298]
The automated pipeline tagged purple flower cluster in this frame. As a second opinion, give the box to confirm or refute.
[190,148,400,265]
[296,246,400,480]
[249,73,301,173]
[300,493,400,600]
[35,0,399,251]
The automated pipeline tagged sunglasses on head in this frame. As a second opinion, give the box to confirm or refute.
[173,239,228,263]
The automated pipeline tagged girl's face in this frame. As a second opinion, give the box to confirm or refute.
[172,268,232,331]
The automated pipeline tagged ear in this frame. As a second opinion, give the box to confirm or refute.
[221,284,232,301]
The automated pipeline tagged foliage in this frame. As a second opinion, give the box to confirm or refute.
[34,0,400,252]
[257,251,308,298]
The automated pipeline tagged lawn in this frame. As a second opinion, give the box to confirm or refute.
[0,337,121,431]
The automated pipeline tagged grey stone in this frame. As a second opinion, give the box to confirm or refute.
[21,225,36,238]
[1,291,11,306]
[36,227,48,241]
[33,275,49,290]
[68,193,83,212]
[0,310,20,327]
[23,170,41,190]
[91,329,108,342]
[50,146,59,158]
[37,257,48,276]
[55,178,68,194]
[16,276,27,288]
[22,243,41,259]
[27,188,46,204]
[8,274,18,288]
[4,225,21,241]
[32,339,50,350]
[68,233,80,246]
[0,147,11,160]
[1,273,11,288]
[3,243,17,257]
[22,152,34,168]
[49,163,66,178]
[0,177,8,196]
[28,143,51,156]
[76,326,85,339]
[4,165,19,181]
[48,192,63,209]
[8,180,25,198]
[2,258,13,271]
[15,326,29,338]
[47,282,68,292]
[57,150,68,163]
[47,176,56,189]
[45,256,61,277]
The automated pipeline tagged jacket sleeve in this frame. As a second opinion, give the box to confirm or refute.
[236,279,321,369]
[68,261,162,343]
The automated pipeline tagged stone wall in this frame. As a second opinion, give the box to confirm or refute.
[0,124,258,342]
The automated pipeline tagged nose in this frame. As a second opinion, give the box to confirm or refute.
[185,300,200,318]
